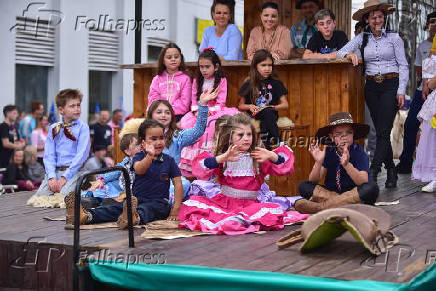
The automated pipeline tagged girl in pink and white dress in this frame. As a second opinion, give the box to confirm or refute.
[178,113,308,235]
[179,48,239,177]
[412,40,436,193]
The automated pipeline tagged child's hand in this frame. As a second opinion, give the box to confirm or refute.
[58,176,67,191]
[217,144,243,163]
[199,87,219,105]
[167,207,179,221]
[224,144,243,162]
[340,146,350,167]
[48,178,57,192]
[251,147,276,163]
[142,140,155,156]
[309,141,326,164]
[90,179,104,191]
[248,104,260,113]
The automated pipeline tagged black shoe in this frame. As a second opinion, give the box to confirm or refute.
[385,168,398,188]
[396,163,412,174]
[369,168,379,183]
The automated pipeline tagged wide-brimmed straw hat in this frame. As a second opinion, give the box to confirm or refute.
[315,112,370,145]
[352,0,395,21]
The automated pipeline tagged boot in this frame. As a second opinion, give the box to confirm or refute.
[117,196,140,229]
[369,168,379,183]
[385,167,398,188]
[295,188,361,214]
[65,192,91,225]
[311,186,340,202]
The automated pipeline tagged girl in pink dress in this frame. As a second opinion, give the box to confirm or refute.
[178,113,308,235]
[179,48,239,177]
[147,43,192,122]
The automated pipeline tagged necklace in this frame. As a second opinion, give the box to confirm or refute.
[262,27,277,50]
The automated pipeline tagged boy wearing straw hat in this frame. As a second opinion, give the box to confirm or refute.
[295,112,379,214]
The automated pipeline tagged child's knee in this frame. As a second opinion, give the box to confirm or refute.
[298,180,316,199]
[357,182,379,205]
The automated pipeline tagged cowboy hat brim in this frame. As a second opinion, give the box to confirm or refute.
[352,4,395,21]
[315,123,370,145]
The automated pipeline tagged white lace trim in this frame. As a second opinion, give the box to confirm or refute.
[244,207,284,221]
[182,199,229,214]
[221,185,258,200]
[199,215,249,229]
[224,153,256,177]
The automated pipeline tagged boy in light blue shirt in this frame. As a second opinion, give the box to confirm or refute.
[35,89,90,196]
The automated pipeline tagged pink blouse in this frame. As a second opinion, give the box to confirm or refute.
[246,25,292,60]
[30,128,48,158]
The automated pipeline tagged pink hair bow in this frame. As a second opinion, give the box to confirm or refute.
[203,46,215,52]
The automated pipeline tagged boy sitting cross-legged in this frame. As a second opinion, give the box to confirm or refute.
[65,119,183,228]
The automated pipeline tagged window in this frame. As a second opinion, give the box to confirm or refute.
[15,64,48,113]
[88,70,112,122]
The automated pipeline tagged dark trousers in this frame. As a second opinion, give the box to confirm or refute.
[364,78,399,171]
[252,107,279,149]
[298,180,379,205]
[89,197,171,225]
[398,90,424,169]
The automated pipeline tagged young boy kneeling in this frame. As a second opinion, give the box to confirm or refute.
[295,112,379,214]
[36,89,90,196]
[65,119,183,228]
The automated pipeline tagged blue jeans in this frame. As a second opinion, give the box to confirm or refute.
[89,197,170,225]
[398,90,424,169]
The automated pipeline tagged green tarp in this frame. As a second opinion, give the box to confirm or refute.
[87,260,436,291]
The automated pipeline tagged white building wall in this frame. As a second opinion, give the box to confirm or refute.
[0,0,244,122]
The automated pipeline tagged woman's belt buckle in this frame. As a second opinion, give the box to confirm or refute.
[374,73,384,83]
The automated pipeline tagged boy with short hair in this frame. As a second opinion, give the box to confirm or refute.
[65,119,183,229]
[303,9,348,59]
[295,112,379,214]
[0,105,25,168]
[35,89,90,196]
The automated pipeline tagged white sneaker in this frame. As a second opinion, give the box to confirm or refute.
[422,181,436,192]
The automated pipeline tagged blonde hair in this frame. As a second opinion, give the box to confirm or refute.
[24,146,38,165]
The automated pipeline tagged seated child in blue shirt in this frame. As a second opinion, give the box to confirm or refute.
[295,112,379,214]
[36,89,91,196]
[81,133,140,208]
[65,119,183,228]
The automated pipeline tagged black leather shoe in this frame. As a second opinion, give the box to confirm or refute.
[396,163,412,174]
[385,168,398,188]
[369,168,379,183]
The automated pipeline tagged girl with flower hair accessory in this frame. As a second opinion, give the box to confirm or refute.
[238,49,289,150]
[179,48,239,177]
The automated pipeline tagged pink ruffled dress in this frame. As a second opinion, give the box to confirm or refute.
[413,55,436,182]
[178,146,309,235]
[178,77,239,177]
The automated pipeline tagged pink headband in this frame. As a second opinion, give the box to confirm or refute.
[202,46,215,52]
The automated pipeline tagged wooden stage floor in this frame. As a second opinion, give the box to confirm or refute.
[1,171,435,290]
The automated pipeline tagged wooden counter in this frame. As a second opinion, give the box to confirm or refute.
[120,59,365,195]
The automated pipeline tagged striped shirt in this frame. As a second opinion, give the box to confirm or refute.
[337,29,409,95]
